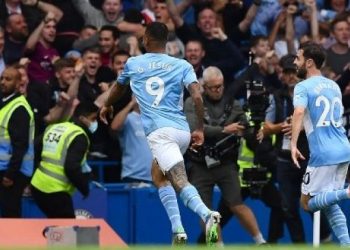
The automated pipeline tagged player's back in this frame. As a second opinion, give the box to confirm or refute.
[297,75,350,166]
[120,53,196,135]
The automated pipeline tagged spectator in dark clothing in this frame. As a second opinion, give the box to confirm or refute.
[220,0,260,52]
[185,39,205,83]
[109,50,131,113]
[98,25,120,67]
[78,47,113,158]
[325,15,350,77]
[4,14,29,64]
[0,66,34,217]
[0,0,42,33]
[183,39,206,100]
[78,47,114,108]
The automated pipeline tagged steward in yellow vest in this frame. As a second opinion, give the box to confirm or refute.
[31,103,98,218]
[0,67,34,218]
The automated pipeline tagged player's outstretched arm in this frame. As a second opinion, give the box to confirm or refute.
[100,83,127,124]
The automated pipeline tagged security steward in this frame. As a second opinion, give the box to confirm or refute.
[31,103,98,218]
[0,66,34,218]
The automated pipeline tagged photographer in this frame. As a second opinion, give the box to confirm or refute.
[184,66,266,245]
[206,64,288,243]
[261,54,331,243]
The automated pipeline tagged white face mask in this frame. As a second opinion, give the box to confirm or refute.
[88,120,98,133]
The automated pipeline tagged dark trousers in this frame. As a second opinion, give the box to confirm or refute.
[215,180,287,243]
[31,186,75,218]
[277,159,331,242]
[0,171,30,217]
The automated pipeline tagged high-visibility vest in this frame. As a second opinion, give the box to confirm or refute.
[238,136,275,187]
[0,95,34,176]
[31,122,89,195]
[237,139,255,187]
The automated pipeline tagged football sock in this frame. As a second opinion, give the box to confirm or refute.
[179,184,210,222]
[158,185,184,233]
[323,204,350,246]
[308,189,349,212]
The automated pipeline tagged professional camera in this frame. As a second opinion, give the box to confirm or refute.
[243,80,269,129]
[204,134,240,168]
[189,134,240,168]
[241,166,270,197]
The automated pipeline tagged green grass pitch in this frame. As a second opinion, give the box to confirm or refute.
[0,244,345,250]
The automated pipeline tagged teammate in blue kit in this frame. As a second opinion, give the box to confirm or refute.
[291,42,350,246]
[100,22,220,246]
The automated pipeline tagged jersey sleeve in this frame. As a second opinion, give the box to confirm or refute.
[183,62,198,89]
[293,83,308,108]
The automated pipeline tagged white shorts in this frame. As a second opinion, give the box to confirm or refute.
[301,162,349,196]
[147,127,191,172]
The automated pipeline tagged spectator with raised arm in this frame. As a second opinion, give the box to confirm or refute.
[25,10,62,84]
[216,0,260,49]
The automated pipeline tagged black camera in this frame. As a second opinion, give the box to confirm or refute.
[243,80,269,129]
[204,134,239,168]
[189,134,239,168]
[241,167,269,186]
[241,166,270,198]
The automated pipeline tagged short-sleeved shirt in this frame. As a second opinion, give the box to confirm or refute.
[119,111,152,182]
[117,53,198,135]
[27,42,59,84]
[293,75,350,167]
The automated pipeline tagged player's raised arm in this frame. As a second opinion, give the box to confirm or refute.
[99,83,127,124]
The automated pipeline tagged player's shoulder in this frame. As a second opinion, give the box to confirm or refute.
[126,54,144,64]
[295,79,309,90]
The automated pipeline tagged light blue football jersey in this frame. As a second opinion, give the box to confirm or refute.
[293,75,350,167]
[117,53,198,135]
